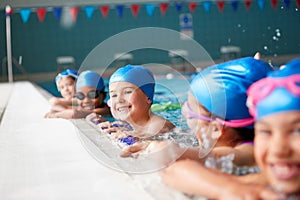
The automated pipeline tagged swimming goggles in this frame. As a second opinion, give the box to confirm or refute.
[55,69,78,83]
[247,74,300,115]
[181,101,254,128]
[74,90,101,100]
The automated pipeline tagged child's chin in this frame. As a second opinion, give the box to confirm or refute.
[83,106,94,111]
[114,113,129,121]
[271,180,300,195]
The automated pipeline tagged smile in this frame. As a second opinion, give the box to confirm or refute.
[270,163,300,180]
[117,105,131,112]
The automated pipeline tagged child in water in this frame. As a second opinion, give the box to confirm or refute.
[245,58,300,199]
[122,57,273,161]
[46,70,111,119]
[44,69,78,117]
[98,65,175,143]
[161,57,274,199]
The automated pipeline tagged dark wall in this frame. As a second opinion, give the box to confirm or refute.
[0,1,300,78]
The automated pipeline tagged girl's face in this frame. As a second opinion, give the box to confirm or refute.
[75,86,104,111]
[109,82,151,123]
[254,111,300,194]
[184,92,212,140]
[182,92,221,153]
[57,76,76,100]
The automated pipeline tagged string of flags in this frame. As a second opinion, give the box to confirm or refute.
[5,0,300,24]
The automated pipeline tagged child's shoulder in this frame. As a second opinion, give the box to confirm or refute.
[151,114,175,134]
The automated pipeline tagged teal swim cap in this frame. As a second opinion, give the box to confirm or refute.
[247,58,300,120]
[190,57,272,121]
[76,70,105,91]
[109,65,155,103]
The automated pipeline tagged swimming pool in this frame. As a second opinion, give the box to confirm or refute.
[36,74,192,129]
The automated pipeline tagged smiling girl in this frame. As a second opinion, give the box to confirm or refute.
[98,65,175,140]
[247,58,300,198]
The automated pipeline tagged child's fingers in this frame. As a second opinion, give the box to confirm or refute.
[260,187,286,200]
[111,132,128,139]
[119,142,150,158]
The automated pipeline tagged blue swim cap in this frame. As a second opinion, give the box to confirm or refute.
[76,70,105,91]
[55,69,78,89]
[190,57,272,121]
[248,58,300,120]
[109,65,155,103]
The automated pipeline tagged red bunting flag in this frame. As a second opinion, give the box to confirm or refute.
[131,4,140,17]
[36,8,47,22]
[297,0,300,8]
[189,2,197,12]
[100,6,110,18]
[271,0,278,9]
[160,3,169,16]
[69,7,79,22]
[217,1,225,12]
[245,0,252,9]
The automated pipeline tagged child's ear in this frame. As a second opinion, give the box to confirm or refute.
[147,98,152,105]
[211,121,224,140]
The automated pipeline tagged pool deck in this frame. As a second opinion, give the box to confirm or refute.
[0,81,192,200]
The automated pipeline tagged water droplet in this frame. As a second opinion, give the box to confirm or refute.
[267,26,271,30]
[296,8,298,11]
[242,29,246,33]
[276,32,281,37]
[275,29,280,32]
[237,24,241,28]
[264,46,268,50]
[228,38,231,43]
[274,53,278,57]
[273,36,278,41]
[281,6,284,9]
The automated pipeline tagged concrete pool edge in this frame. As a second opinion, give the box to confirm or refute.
[0,81,194,200]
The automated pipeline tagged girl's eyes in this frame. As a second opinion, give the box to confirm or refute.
[110,94,117,98]
[255,128,272,136]
[292,128,300,135]
[110,89,133,97]
[124,90,133,94]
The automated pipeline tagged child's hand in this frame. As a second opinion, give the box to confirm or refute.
[97,121,120,133]
[86,113,105,125]
[120,140,182,159]
[120,141,151,158]
[110,131,131,140]
[44,111,57,118]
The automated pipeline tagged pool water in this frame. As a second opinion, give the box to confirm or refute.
[36,75,191,129]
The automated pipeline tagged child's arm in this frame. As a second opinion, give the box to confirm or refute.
[161,159,279,199]
[45,108,93,119]
[93,104,111,117]
[48,97,75,111]
[210,143,255,166]
[44,109,77,119]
